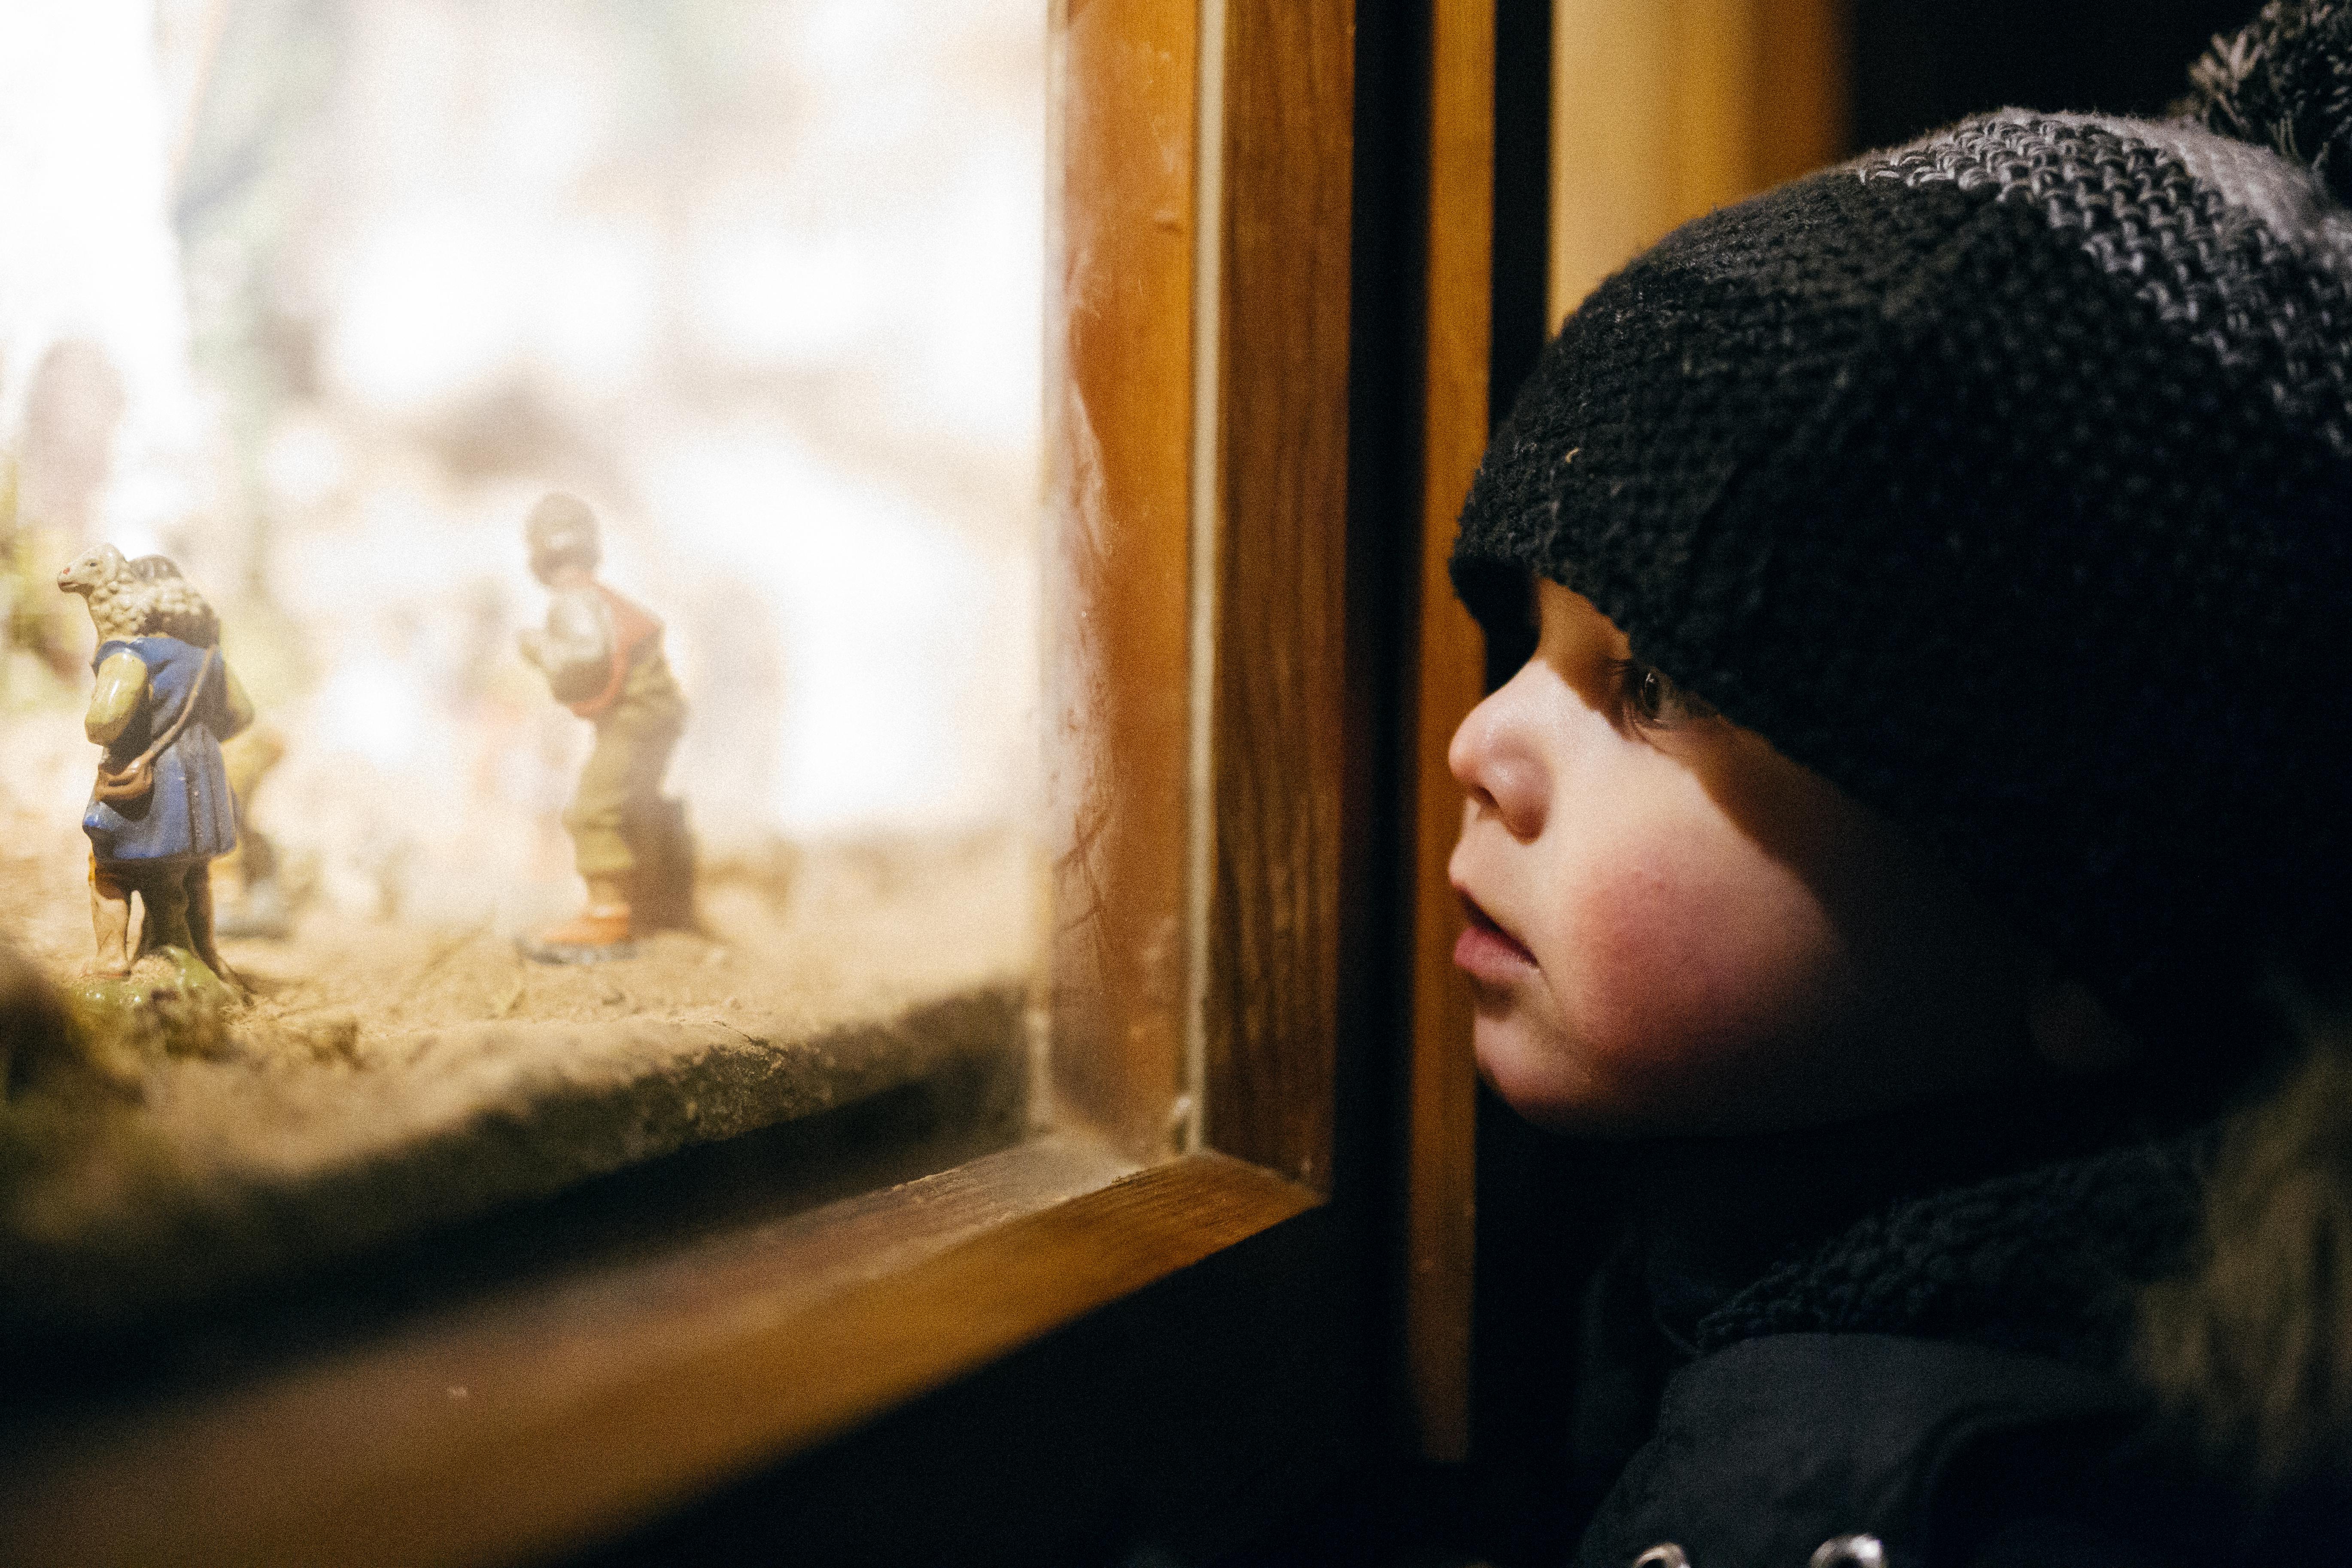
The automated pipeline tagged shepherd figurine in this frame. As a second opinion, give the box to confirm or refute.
[56,546,252,984]
[516,493,696,962]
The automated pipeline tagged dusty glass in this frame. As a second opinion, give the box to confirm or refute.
[0,0,1047,1349]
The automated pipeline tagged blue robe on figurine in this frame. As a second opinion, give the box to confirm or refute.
[82,636,240,863]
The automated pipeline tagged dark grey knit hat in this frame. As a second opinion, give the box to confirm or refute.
[1452,2,2352,1051]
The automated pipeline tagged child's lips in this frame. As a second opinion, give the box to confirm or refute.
[1453,890,1535,981]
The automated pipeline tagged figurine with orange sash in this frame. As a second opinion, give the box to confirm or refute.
[516,493,694,961]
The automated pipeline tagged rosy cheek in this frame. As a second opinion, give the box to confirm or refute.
[1556,836,1840,1108]
[1561,860,1717,1067]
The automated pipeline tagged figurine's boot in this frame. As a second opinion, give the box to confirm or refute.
[184,863,243,994]
[533,903,632,946]
[520,877,636,964]
[143,866,195,958]
[85,857,133,977]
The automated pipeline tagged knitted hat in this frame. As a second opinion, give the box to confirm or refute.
[1452,2,2352,1052]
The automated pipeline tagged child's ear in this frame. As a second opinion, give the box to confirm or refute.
[2027,977,2139,1076]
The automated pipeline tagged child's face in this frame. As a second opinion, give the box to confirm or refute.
[1448,580,2044,1135]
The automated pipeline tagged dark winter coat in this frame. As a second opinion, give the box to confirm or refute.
[1562,1109,2352,1568]
[1572,1331,2352,1568]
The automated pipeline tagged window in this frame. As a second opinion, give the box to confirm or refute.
[4,0,1050,1249]
[0,2,1405,1562]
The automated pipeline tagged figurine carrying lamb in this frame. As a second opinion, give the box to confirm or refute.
[55,544,252,986]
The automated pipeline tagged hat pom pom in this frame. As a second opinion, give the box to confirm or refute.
[2188,1,2352,206]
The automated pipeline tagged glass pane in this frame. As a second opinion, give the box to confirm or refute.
[0,0,1045,1362]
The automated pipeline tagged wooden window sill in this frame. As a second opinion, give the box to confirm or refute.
[0,1138,1319,1568]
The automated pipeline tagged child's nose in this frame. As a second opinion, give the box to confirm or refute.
[1449,689,1547,839]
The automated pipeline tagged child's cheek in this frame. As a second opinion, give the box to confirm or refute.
[1558,832,1841,1113]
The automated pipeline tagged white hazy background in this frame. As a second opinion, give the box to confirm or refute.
[0,0,1044,930]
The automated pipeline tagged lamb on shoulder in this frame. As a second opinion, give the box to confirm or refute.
[55,544,220,648]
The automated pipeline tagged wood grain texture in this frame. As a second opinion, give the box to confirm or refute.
[1045,0,1199,1161]
[1201,0,1356,1191]
[1404,0,1495,1466]
[1753,0,1849,188]
[1547,0,1849,321]
[1548,0,1676,319]
[0,1145,1316,1568]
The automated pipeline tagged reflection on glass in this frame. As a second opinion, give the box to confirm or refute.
[0,0,1044,1343]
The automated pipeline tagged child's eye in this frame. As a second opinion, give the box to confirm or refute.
[1612,659,1713,731]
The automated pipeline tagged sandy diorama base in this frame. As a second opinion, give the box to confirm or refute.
[0,816,1037,1337]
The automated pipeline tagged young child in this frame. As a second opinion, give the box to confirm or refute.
[1447,4,2352,1562]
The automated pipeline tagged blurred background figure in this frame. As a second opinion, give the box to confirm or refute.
[515,491,691,961]
[211,723,288,939]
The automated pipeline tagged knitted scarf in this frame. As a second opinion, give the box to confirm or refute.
[1694,1129,2215,1370]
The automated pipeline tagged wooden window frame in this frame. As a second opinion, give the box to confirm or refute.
[0,3,1477,1563]
[1549,0,1846,319]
